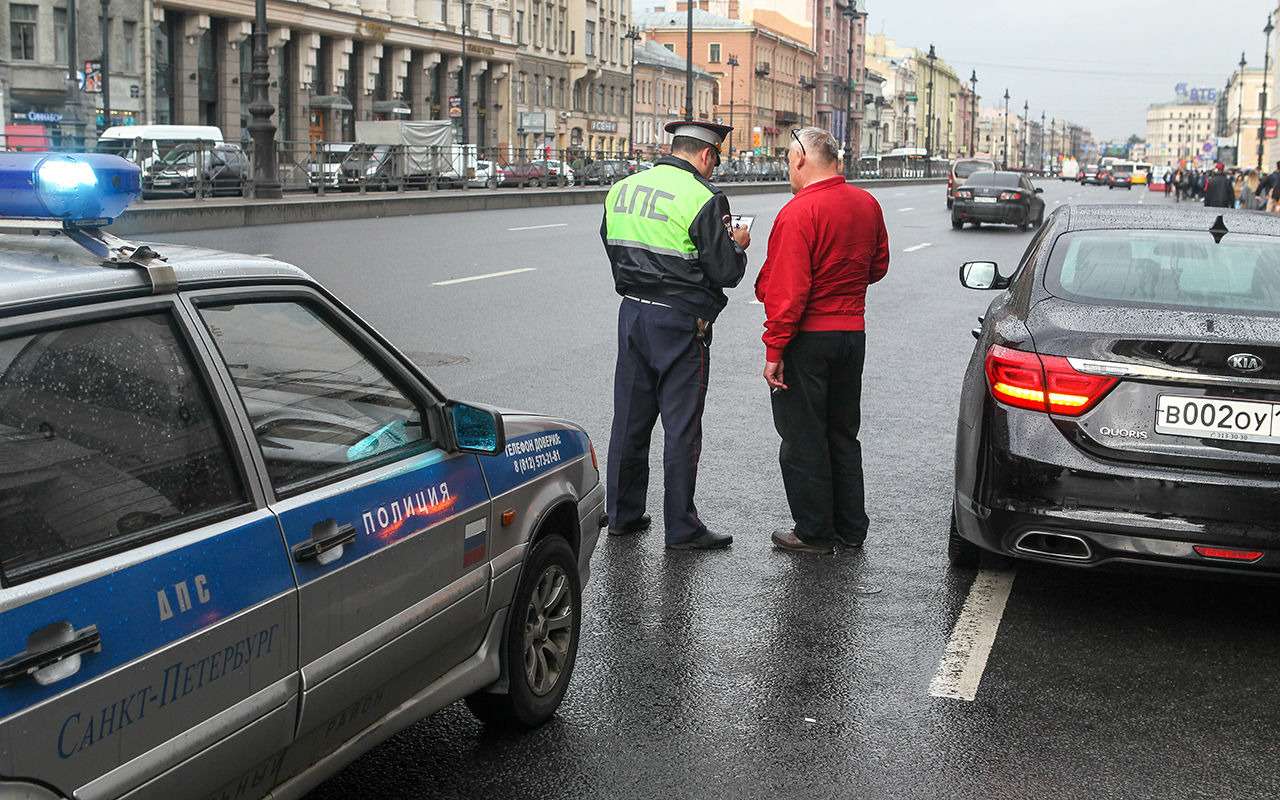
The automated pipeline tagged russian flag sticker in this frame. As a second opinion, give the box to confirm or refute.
[463,519,488,568]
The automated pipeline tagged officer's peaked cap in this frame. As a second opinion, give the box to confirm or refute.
[664,121,733,147]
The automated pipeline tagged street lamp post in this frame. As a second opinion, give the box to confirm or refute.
[924,44,936,178]
[63,0,84,147]
[1040,109,1045,173]
[1259,14,1274,171]
[247,0,281,197]
[1237,51,1247,160]
[842,3,860,179]
[969,70,977,157]
[460,0,471,144]
[1022,100,1029,170]
[100,0,111,129]
[684,0,693,122]
[1002,88,1009,169]
[625,26,640,158]
[727,54,739,155]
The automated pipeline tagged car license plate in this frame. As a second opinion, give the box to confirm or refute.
[153,179,171,186]
[974,196,997,204]
[1155,395,1280,443]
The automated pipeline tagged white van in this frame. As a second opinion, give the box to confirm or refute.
[95,124,225,171]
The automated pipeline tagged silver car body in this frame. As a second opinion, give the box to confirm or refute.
[0,236,602,800]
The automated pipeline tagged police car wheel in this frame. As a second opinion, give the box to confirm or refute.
[465,535,581,728]
[947,510,981,569]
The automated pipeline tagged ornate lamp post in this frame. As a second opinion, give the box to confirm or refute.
[625,26,641,158]
[460,0,472,144]
[1259,14,1274,171]
[62,0,84,147]
[969,70,977,157]
[684,0,693,121]
[841,2,861,179]
[1002,88,1010,169]
[247,0,281,197]
[100,0,111,128]
[924,44,936,177]
[1022,99,1029,170]
[1040,109,1045,173]
[1237,51,1247,160]
[727,53,739,155]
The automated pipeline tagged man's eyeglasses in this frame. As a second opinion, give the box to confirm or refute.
[791,129,805,156]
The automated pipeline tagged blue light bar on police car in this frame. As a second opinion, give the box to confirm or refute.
[0,152,140,225]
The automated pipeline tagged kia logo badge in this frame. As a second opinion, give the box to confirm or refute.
[1227,353,1265,373]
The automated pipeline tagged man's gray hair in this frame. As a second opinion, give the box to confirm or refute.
[791,127,840,165]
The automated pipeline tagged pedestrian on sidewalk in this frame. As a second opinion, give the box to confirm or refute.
[1264,161,1280,213]
[756,127,889,554]
[601,121,750,551]
[1204,163,1236,209]
[1163,169,1173,198]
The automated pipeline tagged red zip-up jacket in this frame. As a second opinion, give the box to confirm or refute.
[755,176,890,362]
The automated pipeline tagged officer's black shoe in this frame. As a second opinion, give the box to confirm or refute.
[835,533,866,549]
[665,530,733,550]
[772,529,838,554]
[608,513,652,537]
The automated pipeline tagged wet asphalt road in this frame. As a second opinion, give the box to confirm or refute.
[154,180,1280,800]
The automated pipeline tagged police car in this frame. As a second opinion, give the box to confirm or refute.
[0,153,603,799]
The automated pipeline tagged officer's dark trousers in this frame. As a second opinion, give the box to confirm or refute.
[607,299,709,544]
[770,331,869,545]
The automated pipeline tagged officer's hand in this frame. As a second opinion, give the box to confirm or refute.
[732,224,751,250]
[764,360,787,391]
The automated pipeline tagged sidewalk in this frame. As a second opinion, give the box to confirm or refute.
[109,177,946,236]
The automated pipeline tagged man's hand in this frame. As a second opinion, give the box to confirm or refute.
[731,224,751,250]
[764,360,787,391]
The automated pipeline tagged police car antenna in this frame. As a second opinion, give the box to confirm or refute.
[1209,215,1229,244]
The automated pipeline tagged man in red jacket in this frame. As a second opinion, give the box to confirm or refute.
[755,127,890,553]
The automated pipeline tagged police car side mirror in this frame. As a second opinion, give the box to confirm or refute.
[960,261,1007,290]
[447,401,505,456]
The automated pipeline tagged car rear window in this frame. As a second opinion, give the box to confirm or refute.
[1112,165,1133,176]
[954,160,994,178]
[1046,230,1280,315]
[965,172,1017,187]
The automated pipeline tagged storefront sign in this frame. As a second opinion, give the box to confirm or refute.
[14,111,63,123]
[518,111,547,133]
[448,95,462,118]
[1174,83,1218,104]
[466,44,496,56]
[590,120,618,133]
[84,60,102,94]
[1267,118,1279,140]
[358,21,390,40]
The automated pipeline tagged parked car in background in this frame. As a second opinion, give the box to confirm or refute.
[469,159,504,188]
[143,141,247,198]
[1079,164,1102,185]
[337,143,397,190]
[577,160,628,185]
[948,158,998,208]
[532,159,575,185]
[1107,162,1135,190]
[498,162,552,187]
[97,124,225,173]
[306,142,353,191]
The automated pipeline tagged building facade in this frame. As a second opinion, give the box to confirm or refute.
[1,0,146,147]
[810,0,861,150]
[631,36,713,154]
[1,0,527,149]
[638,8,814,156]
[511,0,631,156]
[1223,65,1266,169]
[1145,101,1217,168]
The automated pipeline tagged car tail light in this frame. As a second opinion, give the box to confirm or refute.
[998,191,1023,201]
[984,345,1118,416]
[589,441,598,471]
[955,189,973,199]
[1193,545,1264,563]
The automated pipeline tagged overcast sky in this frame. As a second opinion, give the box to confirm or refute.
[860,0,1274,141]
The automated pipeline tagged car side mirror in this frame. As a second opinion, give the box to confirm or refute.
[447,401,505,456]
[960,261,1008,290]
[1034,187,1044,194]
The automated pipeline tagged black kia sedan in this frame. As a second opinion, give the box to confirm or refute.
[951,171,1046,231]
[952,205,1280,577]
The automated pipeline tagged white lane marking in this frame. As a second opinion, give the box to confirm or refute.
[4,264,54,274]
[929,567,1016,701]
[432,267,537,286]
[507,223,568,231]
[903,242,933,253]
[898,207,915,212]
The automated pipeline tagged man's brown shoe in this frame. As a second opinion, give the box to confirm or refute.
[771,529,837,554]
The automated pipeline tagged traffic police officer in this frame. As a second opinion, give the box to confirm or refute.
[601,120,750,550]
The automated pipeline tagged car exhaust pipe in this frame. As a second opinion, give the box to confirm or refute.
[1014,531,1093,561]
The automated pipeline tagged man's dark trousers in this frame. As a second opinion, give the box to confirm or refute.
[771,331,868,545]
[607,298,710,544]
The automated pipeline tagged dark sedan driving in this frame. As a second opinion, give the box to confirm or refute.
[951,170,1046,230]
[952,206,1280,577]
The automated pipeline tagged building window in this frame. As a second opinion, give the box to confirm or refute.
[122,20,137,71]
[53,7,66,63]
[585,20,595,57]
[516,71,526,103]
[487,8,494,31]
[516,9,524,43]
[663,42,673,52]
[439,0,447,23]
[10,3,37,61]
[708,42,720,63]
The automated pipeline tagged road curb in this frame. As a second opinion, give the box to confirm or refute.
[109,178,946,236]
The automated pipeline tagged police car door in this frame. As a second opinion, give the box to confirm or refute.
[0,299,299,799]
[187,287,493,779]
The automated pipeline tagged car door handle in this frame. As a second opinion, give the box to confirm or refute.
[292,520,357,563]
[971,327,982,340]
[977,315,985,324]
[0,623,101,687]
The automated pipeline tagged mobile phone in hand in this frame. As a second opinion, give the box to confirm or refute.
[731,215,755,231]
